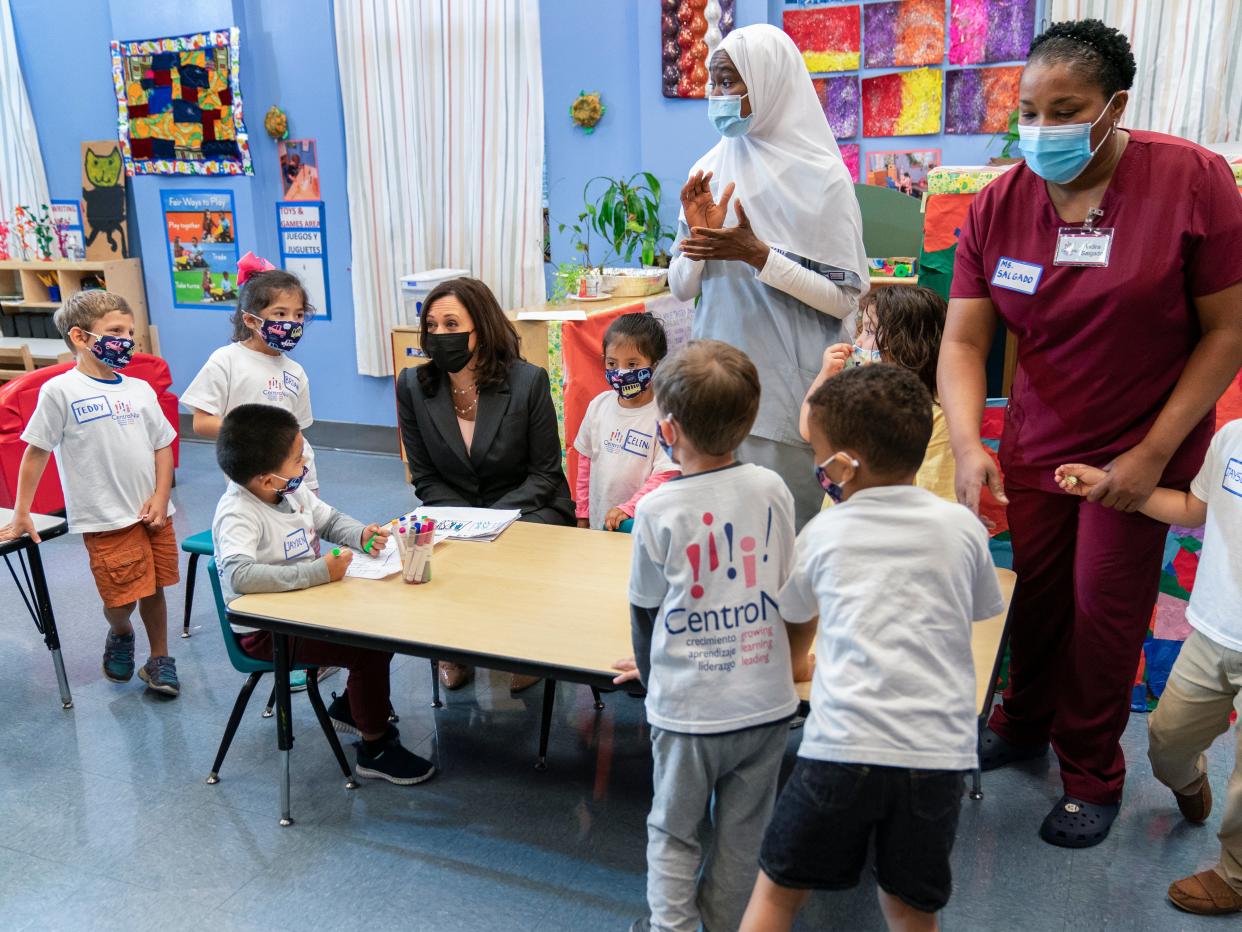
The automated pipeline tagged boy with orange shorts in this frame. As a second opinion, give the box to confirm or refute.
[0,291,181,696]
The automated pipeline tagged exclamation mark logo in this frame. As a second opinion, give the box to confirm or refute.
[686,543,703,598]
[724,522,735,579]
[763,506,772,562]
[740,536,757,588]
[704,513,719,571]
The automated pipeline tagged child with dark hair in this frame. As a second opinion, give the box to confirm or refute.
[742,365,1003,932]
[183,253,322,492]
[212,404,434,785]
[573,313,678,530]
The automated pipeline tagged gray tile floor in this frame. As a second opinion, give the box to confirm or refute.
[0,441,1235,931]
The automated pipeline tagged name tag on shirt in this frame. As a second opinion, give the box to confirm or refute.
[1054,228,1114,267]
[1224,458,1242,498]
[991,257,1042,295]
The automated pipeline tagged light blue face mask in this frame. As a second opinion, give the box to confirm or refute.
[1017,94,1118,184]
[707,94,752,138]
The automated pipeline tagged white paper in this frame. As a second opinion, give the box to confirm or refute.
[343,535,402,579]
[515,309,587,321]
[403,507,522,542]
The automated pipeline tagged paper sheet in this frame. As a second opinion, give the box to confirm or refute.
[343,535,402,579]
[402,507,522,542]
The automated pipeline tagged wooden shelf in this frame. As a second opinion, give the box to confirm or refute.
[0,260,115,272]
[4,301,59,310]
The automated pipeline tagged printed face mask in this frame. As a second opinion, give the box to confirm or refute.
[605,367,653,400]
[848,344,882,367]
[707,94,753,138]
[247,314,303,352]
[657,420,677,464]
[271,464,308,497]
[1017,93,1118,184]
[815,451,860,505]
[423,331,475,374]
[84,331,135,370]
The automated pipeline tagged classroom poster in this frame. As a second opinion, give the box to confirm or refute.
[50,199,86,259]
[160,190,239,308]
[277,138,321,200]
[865,149,940,197]
[276,202,330,319]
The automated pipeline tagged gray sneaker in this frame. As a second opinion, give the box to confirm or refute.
[139,656,180,697]
[102,632,135,683]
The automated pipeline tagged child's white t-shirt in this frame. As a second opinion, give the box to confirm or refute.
[21,368,177,533]
[629,463,801,734]
[1187,419,1242,651]
[182,342,319,488]
[780,485,1004,771]
[573,391,676,528]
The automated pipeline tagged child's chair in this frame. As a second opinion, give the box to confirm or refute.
[179,529,215,637]
[204,558,358,789]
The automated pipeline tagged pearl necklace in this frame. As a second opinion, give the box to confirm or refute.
[454,397,478,417]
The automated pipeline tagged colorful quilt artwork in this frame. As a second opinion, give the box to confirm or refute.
[949,0,1037,65]
[864,0,946,68]
[944,65,1023,134]
[110,26,252,175]
[862,67,942,136]
[839,143,861,182]
[661,0,738,98]
[783,5,861,73]
[813,76,860,139]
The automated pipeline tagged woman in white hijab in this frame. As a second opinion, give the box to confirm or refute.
[670,23,868,529]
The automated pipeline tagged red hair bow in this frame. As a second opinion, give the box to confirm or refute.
[237,251,276,285]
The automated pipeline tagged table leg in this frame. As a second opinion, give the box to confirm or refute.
[26,544,72,710]
[535,679,557,772]
[430,657,442,708]
[970,767,983,801]
[274,633,295,826]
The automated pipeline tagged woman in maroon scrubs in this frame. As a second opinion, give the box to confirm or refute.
[940,19,1242,849]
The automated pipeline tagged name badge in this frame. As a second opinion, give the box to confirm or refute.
[991,257,1043,295]
[1224,458,1242,499]
[1054,228,1114,267]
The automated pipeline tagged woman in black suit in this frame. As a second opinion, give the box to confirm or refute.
[396,277,574,691]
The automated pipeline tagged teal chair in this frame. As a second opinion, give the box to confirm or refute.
[180,529,215,638]
[204,558,357,788]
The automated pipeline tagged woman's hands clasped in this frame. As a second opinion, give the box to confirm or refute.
[678,172,770,270]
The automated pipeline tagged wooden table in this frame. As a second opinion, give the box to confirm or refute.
[0,336,71,364]
[228,521,639,824]
[0,508,72,708]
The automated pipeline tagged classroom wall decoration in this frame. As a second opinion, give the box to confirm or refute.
[160,190,239,308]
[813,76,860,140]
[839,143,861,182]
[81,141,129,259]
[865,149,940,196]
[863,0,946,68]
[661,0,737,98]
[948,0,1037,65]
[783,5,861,73]
[861,67,942,136]
[276,202,331,320]
[110,26,253,176]
[944,65,1022,134]
[278,139,321,200]
[50,200,86,259]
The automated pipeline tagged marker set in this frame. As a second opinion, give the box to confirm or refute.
[393,517,435,585]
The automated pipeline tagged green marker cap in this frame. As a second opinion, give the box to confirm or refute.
[332,548,341,556]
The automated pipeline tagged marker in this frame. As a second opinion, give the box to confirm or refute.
[332,548,341,556]
[363,533,378,553]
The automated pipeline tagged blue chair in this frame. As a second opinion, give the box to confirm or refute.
[204,558,357,788]
[179,529,215,638]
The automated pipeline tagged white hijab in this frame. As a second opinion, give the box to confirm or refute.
[685,24,867,278]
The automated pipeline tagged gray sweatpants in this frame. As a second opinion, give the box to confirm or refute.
[738,435,823,532]
[646,722,788,932]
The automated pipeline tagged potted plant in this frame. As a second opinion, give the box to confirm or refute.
[989,109,1023,166]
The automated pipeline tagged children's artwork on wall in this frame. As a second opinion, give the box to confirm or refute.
[662,0,737,98]
[840,143,861,182]
[863,0,946,68]
[862,68,942,136]
[278,139,321,200]
[944,65,1022,134]
[813,76,859,139]
[276,202,331,320]
[50,200,86,260]
[110,26,252,175]
[783,5,861,73]
[160,190,239,309]
[81,141,130,259]
[865,149,941,197]
[948,0,1036,65]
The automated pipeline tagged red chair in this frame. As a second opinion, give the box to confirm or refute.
[0,355,180,513]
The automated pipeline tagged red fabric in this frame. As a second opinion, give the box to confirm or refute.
[575,454,591,520]
[1217,371,1242,429]
[0,355,181,513]
[952,132,1242,492]
[561,303,645,499]
[922,193,975,252]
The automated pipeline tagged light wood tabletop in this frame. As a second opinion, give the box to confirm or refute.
[229,521,637,680]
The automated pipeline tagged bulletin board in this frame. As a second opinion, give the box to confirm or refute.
[276,202,331,320]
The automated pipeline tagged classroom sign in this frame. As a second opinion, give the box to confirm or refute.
[276,201,330,319]
[160,190,239,309]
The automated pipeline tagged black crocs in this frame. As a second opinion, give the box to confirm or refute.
[1039,795,1120,848]
[978,725,1049,772]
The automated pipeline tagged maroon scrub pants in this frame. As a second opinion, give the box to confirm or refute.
[988,487,1170,805]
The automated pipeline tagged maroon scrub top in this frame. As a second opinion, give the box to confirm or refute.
[952,131,1242,491]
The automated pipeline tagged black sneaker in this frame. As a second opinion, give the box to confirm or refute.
[355,730,436,786]
[327,690,360,736]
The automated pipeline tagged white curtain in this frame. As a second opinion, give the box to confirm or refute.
[334,0,546,377]
[1050,0,1242,143]
[0,0,51,220]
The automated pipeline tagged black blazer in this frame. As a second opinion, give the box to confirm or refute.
[396,360,575,525]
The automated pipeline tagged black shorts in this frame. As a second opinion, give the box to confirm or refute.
[758,759,964,913]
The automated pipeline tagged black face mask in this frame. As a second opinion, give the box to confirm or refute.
[424,331,474,373]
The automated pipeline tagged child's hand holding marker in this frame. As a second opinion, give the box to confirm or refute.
[360,523,391,556]
[325,547,353,581]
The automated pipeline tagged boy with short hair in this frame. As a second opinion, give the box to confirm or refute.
[614,339,815,932]
[742,365,1003,932]
[213,404,435,785]
[0,291,181,696]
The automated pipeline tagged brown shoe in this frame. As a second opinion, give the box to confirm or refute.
[510,673,541,693]
[438,662,473,690]
[1174,776,1212,824]
[1168,870,1242,915]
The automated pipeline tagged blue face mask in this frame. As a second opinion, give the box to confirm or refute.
[1017,94,1117,184]
[707,94,752,138]
[605,367,653,400]
[247,313,304,352]
[272,464,308,498]
[85,331,136,370]
[657,420,677,464]
[847,344,882,368]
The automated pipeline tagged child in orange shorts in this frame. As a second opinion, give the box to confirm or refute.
[0,291,181,696]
